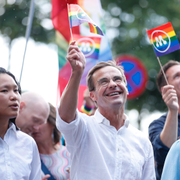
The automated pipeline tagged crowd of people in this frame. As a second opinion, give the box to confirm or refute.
[0,41,180,180]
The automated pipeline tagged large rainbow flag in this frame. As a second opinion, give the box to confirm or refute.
[72,34,101,59]
[147,22,180,57]
[68,4,104,36]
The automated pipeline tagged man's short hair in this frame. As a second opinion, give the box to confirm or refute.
[156,60,180,92]
[87,60,127,92]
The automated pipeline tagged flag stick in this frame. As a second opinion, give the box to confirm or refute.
[67,3,73,42]
[157,57,169,85]
[19,0,35,83]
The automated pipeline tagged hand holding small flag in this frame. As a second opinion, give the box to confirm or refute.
[67,41,86,71]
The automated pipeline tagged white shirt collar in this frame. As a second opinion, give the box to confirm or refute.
[94,109,129,128]
[9,122,16,130]
[6,122,18,138]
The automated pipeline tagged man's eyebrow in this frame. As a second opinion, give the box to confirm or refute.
[98,77,108,82]
[173,72,180,78]
[113,75,121,78]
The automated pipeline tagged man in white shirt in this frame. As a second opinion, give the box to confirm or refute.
[56,41,156,180]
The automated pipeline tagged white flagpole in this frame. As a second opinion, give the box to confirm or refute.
[157,57,169,85]
[67,3,73,41]
[19,0,35,83]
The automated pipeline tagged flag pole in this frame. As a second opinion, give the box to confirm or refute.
[67,3,73,42]
[19,0,35,83]
[157,57,169,85]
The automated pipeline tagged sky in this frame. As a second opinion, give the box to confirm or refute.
[0,35,59,106]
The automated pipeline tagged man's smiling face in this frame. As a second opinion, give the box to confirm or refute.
[90,66,128,112]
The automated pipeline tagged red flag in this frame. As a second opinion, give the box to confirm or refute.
[57,59,87,109]
[51,0,79,41]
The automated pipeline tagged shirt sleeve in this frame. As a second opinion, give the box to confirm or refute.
[56,108,88,151]
[161,140,180,180]
[148,117,169,165]
[29,139,41,180]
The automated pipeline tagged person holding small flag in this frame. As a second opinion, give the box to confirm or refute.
[146,21,180,180]
[56,41,156,180]
[149,60,180,180]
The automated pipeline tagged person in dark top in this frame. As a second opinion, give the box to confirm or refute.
[149,60,180,180]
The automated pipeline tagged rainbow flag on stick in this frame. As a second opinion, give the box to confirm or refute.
[72,34,101,59]
[146,22,180,57]
[68,4,104,36]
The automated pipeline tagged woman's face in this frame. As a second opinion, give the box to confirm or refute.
[0,74,21,120]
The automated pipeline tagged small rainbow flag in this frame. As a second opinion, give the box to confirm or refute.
[68,4,104,36]
[146,22,180,57]
[88,23,103,35]
[72,34,101,59]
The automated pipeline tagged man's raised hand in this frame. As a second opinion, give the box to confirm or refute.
[162,85,179,111]
[66,41,86,73]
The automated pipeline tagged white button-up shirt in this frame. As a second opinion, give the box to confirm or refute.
[0,122,41,180]
[56,109,156,180]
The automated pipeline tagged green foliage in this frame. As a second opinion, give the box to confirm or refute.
[101,0,180,113]
[0,0,54,43]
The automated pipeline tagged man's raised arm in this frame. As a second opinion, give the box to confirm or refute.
[160,85,179,148]
[58,41,86,123]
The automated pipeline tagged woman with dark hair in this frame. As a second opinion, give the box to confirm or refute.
[0,67,41,179]
[32,103,71,180]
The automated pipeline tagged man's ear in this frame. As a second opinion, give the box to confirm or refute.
[90,91,96,102]
[19,102,25,113]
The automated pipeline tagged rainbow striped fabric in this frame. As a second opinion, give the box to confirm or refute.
[72,34,101,59]
[88,23,103,35]
[68,4,104,36]
[147,22,180,57]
